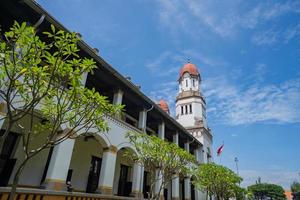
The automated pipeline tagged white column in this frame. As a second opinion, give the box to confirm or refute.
[44,138,75,190]
[172,174,180,200]
[154,169,163,198]
[173,132,179,145]
[155,121,165,199]
[81,71,88,86]
[98,145,117,195]
[184,141,191,200]
[138,109,147,130]
[184,141,190,153]
[158,122,165,139]
[194,146,203,200]
[184,177,191,200]
[172,132,180,200]
[113,89,123,105]
[131,163,144,197]
[194,146,203,163]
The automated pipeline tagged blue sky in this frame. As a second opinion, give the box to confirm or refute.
[38,0,300,189]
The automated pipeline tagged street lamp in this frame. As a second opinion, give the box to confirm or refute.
[234,157,239,176]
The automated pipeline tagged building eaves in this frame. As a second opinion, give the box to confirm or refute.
[22,0,205,147]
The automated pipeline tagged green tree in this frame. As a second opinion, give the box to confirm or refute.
[126,131,195,200]
[291,181,300,193]
[291,182,300,200]
[193,163,243,200]
[0,22,121,200]
[248,183,286,200]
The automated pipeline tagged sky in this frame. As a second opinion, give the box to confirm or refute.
[38,0,300,189]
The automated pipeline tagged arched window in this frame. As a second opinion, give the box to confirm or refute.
[181,106,184,115]
[189,104,192,113]
[185,105,188,114]
[185,79,188,87]
[192,79,195,87]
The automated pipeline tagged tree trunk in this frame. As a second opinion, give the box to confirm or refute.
[8,158,29,200]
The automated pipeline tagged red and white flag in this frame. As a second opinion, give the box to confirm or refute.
[217,144,224,156]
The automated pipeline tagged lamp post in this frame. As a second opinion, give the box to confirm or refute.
[234,157,239,176]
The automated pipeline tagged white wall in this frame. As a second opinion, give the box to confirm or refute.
[9,115,50,187]
[68,137,103,192]
[112,148,134,195]
[176,97,207,128]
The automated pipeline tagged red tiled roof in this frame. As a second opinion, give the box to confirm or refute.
[179,63,199,78]
[157,99,169,114]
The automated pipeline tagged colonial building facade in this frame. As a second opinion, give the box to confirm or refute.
[0,0,212,200]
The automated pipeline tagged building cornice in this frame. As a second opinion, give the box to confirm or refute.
[176,90,206,104]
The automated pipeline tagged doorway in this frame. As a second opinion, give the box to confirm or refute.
[118,164,131,196]
[0,130,18,186]
[86,156,102,193]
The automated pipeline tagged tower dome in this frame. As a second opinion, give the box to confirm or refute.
[179,62,199,78]
[157,99,170,114]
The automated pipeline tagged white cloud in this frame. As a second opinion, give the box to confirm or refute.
[252,29,280,45]
[252,24,300,45]
[150,66,300,125]
[155,0,300,39]
[240,169,300,189]
[145,50,227,77]
[149,81,178,116]
[203,76,300,125]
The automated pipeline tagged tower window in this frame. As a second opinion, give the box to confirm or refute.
[181,106,184,115]
[189,104,192,113]
[185,105,188,114]
[193,79,195,87]
[185,79,188,87]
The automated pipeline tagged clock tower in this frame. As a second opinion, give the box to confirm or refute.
[175,62,213,162]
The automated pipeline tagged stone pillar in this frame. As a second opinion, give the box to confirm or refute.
[173,132,179,145]
[81,71,88,86]
[172,173,180,200]
[184,141,190,153]
[44,138,75,190]
[155,121,165,199]
[195,188,206,200]
[131,163,144,197]
[98,145,117,195]
[138,109,147,131]
[194,146,203,163]
[113,89,123,105]
[184,141,191,200]
[172,132,180,200]
[158,121,165,139]
[155,169,163,199]
[184,177,191,200]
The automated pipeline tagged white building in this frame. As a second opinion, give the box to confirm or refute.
[0,1,212,200]
[175,63,213,163]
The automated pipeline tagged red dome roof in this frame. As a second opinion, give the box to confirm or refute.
[157,99,170,114]
[179,63,199,78]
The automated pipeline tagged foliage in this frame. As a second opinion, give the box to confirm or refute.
[292,182,300,200]
[248,183,286,200]
[126,131,196,200]
[0,22,121,200]
[291,181,300,193]
[193,163,243,200]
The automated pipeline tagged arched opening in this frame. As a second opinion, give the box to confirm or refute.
[113,147,135,197]
[0,111,54,187]
[68,133,108,193]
